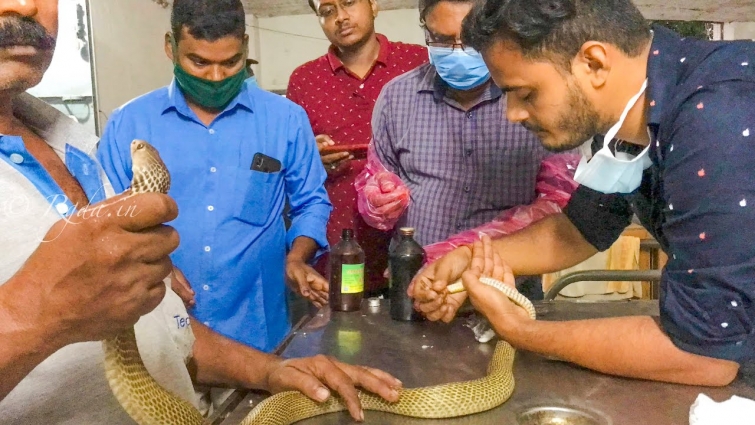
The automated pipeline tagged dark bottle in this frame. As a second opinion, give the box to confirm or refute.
[389,227,426,321]
[329,229,365,312]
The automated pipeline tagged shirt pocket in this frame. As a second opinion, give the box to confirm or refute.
[234,168,281,226]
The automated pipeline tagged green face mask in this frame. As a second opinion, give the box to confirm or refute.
[173,64,248,110]
[170,34,249,110]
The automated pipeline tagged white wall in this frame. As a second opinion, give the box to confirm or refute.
[89,0,173,134]
[29,0,92,99]
[255,8,425,91]
[724,22,755,40]
[252,12,755,91]
[27,0,96,134]
[246,14,263,80]
[86,0,755,131]
[89,2,264,135]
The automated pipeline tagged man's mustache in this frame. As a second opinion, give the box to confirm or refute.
[0,17,55,50]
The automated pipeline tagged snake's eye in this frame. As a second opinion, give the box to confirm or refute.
[137,143,144,150]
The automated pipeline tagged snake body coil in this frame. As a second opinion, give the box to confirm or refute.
[103,140,536,425]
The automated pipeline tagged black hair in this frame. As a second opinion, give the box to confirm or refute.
[171,0,246,42]
[308,0,376,15]
[419,0,475,26]
[461,0,651,68]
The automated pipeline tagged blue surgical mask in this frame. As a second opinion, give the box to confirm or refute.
[573,79,652,194]
[428,46,490,91]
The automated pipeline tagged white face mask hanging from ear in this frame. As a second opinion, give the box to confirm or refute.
[573,79,652,194]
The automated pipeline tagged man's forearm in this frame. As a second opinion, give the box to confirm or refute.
[497,315,739,386]
[189,321,281,391]
[0,276,65,401]
[287,236,319,264]
[491,213,598,275]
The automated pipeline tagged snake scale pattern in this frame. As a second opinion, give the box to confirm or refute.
[102,140,536,425]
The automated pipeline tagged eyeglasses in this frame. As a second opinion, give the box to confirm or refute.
[424,29,470,52]
[317,0,362,20]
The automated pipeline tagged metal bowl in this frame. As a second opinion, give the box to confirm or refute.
[517,406,608,425]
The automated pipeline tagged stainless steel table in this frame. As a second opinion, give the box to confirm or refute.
[217,300,755,424]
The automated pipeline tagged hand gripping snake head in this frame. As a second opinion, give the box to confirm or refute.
[129,139,171,194]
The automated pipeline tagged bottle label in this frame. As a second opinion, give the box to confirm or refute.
[341,263,365,294]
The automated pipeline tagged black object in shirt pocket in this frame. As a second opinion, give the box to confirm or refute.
[251,152,282,173]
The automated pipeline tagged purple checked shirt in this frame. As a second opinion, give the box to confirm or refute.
[372,63,551,246]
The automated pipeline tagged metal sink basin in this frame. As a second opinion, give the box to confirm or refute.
[517,406,609,425]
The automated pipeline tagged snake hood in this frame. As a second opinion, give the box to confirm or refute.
[129,140,171,194]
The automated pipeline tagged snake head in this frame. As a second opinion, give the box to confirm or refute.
[130,139,171,194]
[131,139,155,159]
[130,140,165,168]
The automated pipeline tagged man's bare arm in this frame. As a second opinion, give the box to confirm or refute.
[412,213,598,322]
[462,235,739,387]
[0,276,67,401]
[505,316,738,386]
[187,320,279,390]
[188,321,402,422]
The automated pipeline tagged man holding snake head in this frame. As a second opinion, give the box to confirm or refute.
[414,0,755,386]
[0,0,400,422]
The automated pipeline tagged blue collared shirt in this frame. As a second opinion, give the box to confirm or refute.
[97,80,331,352]
[564,25,755,362]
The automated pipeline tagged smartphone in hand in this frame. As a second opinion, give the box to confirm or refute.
[320,144,368,160]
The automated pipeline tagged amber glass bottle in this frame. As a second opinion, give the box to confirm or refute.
[329,229,365,312]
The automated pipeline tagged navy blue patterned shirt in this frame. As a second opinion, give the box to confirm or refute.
[565,25,755,362]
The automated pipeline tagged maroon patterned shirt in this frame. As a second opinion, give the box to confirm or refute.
[287,34,428,293]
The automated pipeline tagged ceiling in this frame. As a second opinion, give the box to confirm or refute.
[241,0,417,18]
[241,0,755,21]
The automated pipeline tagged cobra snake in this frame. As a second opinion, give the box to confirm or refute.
[102,140,536,425]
